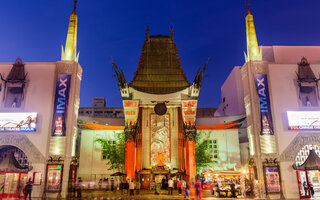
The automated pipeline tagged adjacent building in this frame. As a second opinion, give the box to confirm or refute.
[0,3,82,198]
[216,5,320,199]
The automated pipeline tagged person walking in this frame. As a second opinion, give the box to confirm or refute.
[129,180,135,196]
[76,177,83,198]
[177,180,182,195]
[168,178,174,195]
[24,178,33,200]
[124,180,129,195]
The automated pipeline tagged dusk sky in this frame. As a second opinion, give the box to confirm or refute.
[0,1,319,108]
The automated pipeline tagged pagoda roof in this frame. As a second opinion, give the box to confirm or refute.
[129,34,191,94]
[293,149,320,170]
[297,57,317,83]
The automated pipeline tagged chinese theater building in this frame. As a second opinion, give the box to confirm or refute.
[0,2,82,198]
[113,25,207,185]
[223,4,320,199]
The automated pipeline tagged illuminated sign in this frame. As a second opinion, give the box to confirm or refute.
[287,111,320,130]
[254,74,274,135]
[182,100,198,124]
[0,112,37,132]
[52,74,71,136]
[123,100,139,125]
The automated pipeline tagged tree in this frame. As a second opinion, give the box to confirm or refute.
[195,133,215,175]
[94,132,126,172]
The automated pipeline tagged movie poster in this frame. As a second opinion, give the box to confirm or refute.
[265,166,280,193]
[254,74,274,135]
[52,74,71,136]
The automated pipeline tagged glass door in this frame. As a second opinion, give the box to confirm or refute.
[296,170,310,198]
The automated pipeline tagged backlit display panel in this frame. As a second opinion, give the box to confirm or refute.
[287,111,320,130]
[0,113,37,132]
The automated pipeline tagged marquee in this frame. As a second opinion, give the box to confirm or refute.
[287,111,320,130]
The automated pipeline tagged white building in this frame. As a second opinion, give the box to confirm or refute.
[219,5,320,199]
[0,3,82,199]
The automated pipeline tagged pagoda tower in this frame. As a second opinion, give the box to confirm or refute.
[244,2,262,62]
[113,25,206,185]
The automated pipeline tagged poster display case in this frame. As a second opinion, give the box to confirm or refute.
[264,166,280,193]
[46,164,63,192]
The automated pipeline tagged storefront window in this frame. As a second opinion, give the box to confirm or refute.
[0,174,4,194]
[46,164,63,191]
[3,173,19,194]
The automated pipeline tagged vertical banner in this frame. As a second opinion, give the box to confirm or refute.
[182,100,198,125]
[52,74,71,136]
[123,100,139,125]
[254,74,274,135]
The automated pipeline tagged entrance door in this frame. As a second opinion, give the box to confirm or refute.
[141,174,150,189]
[296,170,310,198]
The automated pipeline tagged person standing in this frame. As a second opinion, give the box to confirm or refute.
[168,178,173,195]
[195,180,201,199]
[182,179,187,197]
[177,180,182,195]
[98,178,102,190]
[303,181,308,196]
[135,180,141,195]
[129,180,135,196]
[76,177,83,198]
[111,178,115,192]
[310,183,315,198]
[124,180,129,195]
[24,178,33,200]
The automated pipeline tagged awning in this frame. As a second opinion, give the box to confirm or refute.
[293,149,320,170]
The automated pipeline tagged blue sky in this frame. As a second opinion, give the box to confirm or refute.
[0,0,319,108]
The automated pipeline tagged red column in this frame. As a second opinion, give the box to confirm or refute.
[185,139,196,184]
[125,140,135,181]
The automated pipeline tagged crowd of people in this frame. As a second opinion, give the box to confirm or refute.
[74,177,243,199]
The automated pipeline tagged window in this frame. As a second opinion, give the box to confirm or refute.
[4,87,23,108]
[207,139,218,160]
[300,86,318,107]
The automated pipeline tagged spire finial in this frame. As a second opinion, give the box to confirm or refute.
[145,24,150,40]
[74,0,78,10]
[169,23,174,39]
[246,0,250,11]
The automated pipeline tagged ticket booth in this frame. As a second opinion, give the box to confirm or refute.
[293,149,320,199]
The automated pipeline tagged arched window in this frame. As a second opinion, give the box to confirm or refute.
[295,144,320,166]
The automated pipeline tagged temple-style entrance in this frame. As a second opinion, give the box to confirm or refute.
[113,25,206,184]
[0,146,30,198]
